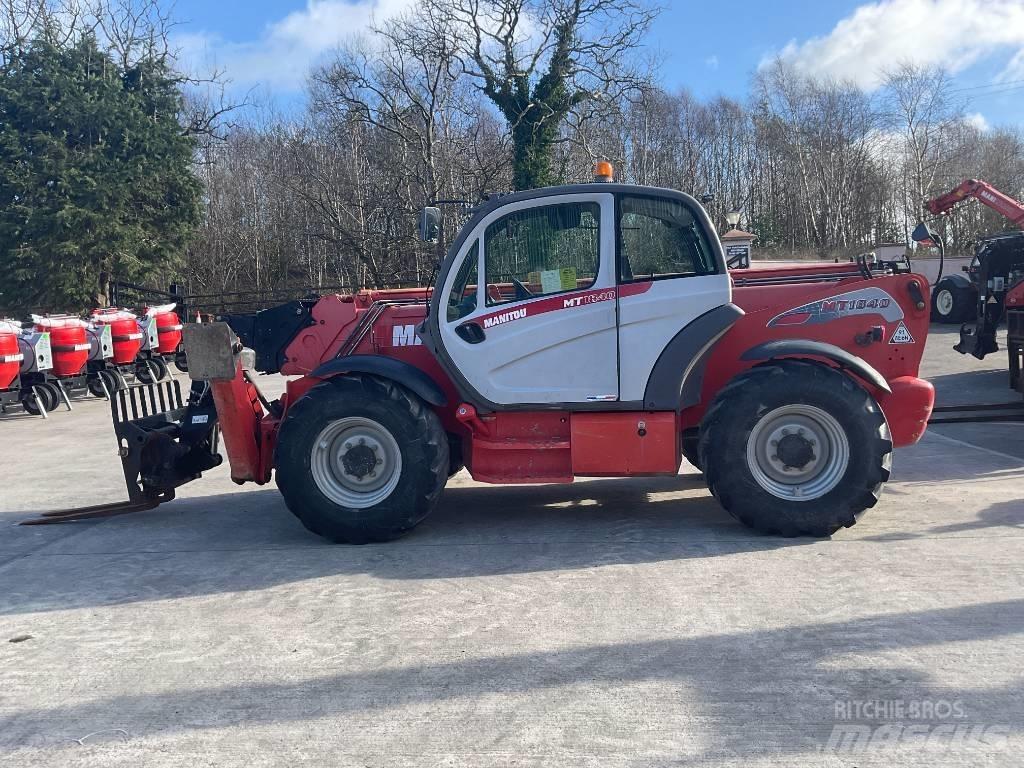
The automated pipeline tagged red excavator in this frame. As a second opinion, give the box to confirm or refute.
[26,166,936,542]
[914,179,1024,398]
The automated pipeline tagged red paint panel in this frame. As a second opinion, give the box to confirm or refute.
[456,407,573,483]
[210,365,268,484]
[878,376,935,447]
[154,311,183,354]
[685,272,933,434]
[45,325,89,376]
[0,330,20,390]
[1006,278,1024,307]
[570,412,679,476]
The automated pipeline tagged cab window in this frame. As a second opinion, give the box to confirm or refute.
[446,241,479,322]
[618,195,717,282]
[484,201,600,306]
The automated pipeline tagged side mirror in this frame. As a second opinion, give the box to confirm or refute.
[418,207,441,242]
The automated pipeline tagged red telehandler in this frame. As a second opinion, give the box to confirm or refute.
[914,178,1024,399]
[26,167,936,542]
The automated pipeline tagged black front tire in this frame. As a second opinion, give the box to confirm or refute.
[931,278,975,323]
[275,376,448,543]
[699,360,892,537]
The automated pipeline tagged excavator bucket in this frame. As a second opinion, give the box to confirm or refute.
[20,377,223,525]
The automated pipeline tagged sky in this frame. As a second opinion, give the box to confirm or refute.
[170,0,1024,128]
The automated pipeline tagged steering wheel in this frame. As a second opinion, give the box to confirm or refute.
[512,277,534,301]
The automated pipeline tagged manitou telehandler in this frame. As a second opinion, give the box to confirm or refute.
[28,166,936,542]
[913,179,1024,407]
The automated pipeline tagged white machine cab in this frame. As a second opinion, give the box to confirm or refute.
[425,179,736,408]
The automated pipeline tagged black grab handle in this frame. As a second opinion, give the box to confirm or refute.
[456,322,486,344]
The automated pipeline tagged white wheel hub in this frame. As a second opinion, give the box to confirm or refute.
[745,404,850,501]
[935,288,954,317]
[310,416,402,508]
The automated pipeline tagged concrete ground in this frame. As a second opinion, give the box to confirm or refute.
[0,324,1021,767]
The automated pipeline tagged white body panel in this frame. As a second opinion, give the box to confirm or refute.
[438,193,618,405]
[473,297,618,403]
[617,274,732,401]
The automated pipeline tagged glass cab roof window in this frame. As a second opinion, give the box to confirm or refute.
[484,201,601,306]
[619,195,717,282]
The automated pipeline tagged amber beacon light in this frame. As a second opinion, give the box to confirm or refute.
[593,161,614,182]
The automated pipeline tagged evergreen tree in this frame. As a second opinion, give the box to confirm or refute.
[0,33,201,313]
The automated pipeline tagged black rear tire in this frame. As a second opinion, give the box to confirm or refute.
[681,429,702,471]
[135,359,160,384]
[699,360,892,537]
[89,370,121,397]
[23,383,59,415]
[931,278,975,323]
[275,376,448,543]
[151,357,169,381]
[44,382,64,409]
[102,370,121,394]
[174,350,189,373]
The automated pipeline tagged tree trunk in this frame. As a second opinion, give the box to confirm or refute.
[512,120,558,191]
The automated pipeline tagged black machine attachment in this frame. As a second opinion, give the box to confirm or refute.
[21,378,223,525]
[952,232,1024,360]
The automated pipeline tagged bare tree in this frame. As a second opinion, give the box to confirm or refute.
[427,0,657,189]
[881,63,963,234]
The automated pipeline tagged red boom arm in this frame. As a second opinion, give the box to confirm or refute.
[925,179,1024,226]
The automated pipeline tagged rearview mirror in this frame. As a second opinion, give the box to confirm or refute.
[419,207,441,242]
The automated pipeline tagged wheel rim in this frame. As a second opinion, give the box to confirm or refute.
[935,288,954,317]
[310,416,402,509]
[745,404,849,501]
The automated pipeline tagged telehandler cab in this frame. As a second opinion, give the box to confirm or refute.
[27,167,935,542]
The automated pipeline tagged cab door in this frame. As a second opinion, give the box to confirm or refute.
[437,193,618,406]
[615,193,732,402]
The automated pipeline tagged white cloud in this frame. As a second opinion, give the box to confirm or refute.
[965,111,990,132]
[175,0,415,92]
[704,55,719,70]
[768,0,1024,90]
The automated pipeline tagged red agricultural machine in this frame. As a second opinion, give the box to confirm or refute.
[913,178,1024,419]
[0,303,185,416]
[15,315,93,415]
[28,170,936,541]
[0,320,28,414]
[86,304,184,396]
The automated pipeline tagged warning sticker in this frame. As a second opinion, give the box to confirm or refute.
[889,321,915,344]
